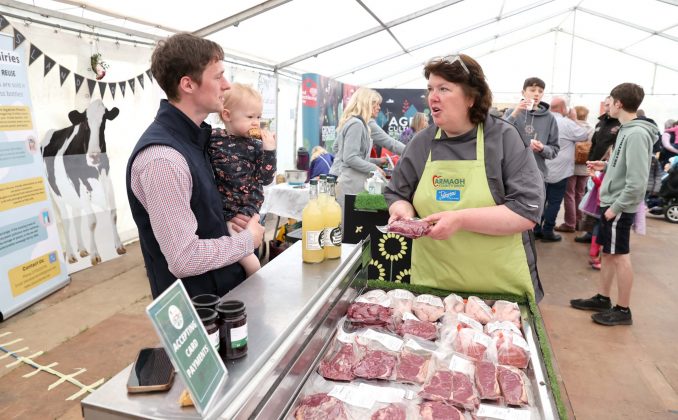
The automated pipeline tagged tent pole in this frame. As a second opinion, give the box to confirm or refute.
[551,30,558,95]
[567,9,577,101]
[651,64,657,94]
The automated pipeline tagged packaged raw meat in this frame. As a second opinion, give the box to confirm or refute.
[497,365,530,406]
[452,327,492,362]
[447,354,480,411]
[387,289,415,315]
[357,289,391,307]
[293,393,349,420]
[484,320,523,339]
[318,341,357,381]
[420,368,454,402]
[418,401,464,420]
[475,360,501,401]
[347,302,394,328]
[465,296,493,324]
[443,293,465,314]
[395,336,436,385]
[491,300,521,328]
[370,402,407,420]
[353,329,402,380]
[387,218,431,239]
[495,331,530,369]
[395,313,437,341]
[412,294,445,322]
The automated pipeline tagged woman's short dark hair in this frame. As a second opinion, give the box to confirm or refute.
[151,33,224,101]
[424,54,492,125]
[609,83,644,113]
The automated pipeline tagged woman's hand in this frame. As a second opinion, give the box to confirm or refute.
[422,211,463,240]
[586,160,606,171]
[388,200,415,224]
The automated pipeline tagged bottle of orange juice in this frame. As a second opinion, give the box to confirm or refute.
[323,176,342,259]
[302,179,325,263]
[318,174,329,208]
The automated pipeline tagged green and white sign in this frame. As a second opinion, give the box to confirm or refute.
[146,280,227,415]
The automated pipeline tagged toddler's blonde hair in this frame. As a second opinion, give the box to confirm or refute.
[220,83,263,123]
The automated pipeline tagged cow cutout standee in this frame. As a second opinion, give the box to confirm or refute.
[41,99,126,265]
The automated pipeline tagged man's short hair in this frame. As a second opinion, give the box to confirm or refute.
[523,77,545,90]
[609,83,644,113]
[151,33,224,101]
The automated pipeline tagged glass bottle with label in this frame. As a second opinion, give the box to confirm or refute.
[318,174,329,208]
[324,175,342,259]
[302,179,325,263]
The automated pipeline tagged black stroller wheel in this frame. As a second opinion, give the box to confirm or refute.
[665,204,678,223]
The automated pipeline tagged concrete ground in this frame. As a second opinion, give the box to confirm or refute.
[0,215,676,419]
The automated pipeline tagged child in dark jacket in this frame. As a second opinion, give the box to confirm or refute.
[209,83,277,277]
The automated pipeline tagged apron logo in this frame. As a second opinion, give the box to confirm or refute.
[432,175,465,189]
[436,190,461,201]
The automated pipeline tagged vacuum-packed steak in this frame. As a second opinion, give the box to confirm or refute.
[453,328,490,361]
[371,403,406,420]
[347,302,393,327]
[497,365,529,406]
[420,370,453,401]
[419,401,463,420]
[388,218,431,238]
[475,360,501,400]
[294,393,348,420]
[353,349,397,380]
[396,319,437,341]
[496,331,530,368]
[451,371,479,410]
[396,349,430,384]
[318,343,356,381]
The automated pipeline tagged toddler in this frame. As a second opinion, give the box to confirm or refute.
[208,83,277,277]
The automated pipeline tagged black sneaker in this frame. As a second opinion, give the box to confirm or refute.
[574,233,593,243]
[540,232,562,242]
[591,306,632,326]
[570,294,612,312]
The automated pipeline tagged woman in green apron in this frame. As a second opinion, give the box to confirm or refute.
[383,54,546,301]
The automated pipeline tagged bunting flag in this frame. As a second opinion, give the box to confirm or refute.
[58,65,70,86]
[13,28,26,50]
[0,15,9,31]
[74,74,84,94]
[43,55,56,76]
[87,79,96,97]
[29,44,42,65]
[2,15,152,98]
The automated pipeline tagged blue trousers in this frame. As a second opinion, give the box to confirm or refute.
[535,177,569,234]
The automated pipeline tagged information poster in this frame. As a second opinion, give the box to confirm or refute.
[0,33,69,321]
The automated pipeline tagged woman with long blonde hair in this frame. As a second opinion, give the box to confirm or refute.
[330,87,403,208]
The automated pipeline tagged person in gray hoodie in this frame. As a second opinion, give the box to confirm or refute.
[570,83,659,326]
[504,77,559,179]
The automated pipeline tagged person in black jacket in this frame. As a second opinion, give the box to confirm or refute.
[575,96,621,243]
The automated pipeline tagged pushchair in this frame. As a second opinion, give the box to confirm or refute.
[652,168,678,223]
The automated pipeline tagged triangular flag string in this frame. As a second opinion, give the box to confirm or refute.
[0,13,152,98]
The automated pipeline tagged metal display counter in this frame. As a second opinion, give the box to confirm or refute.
[82,240,561,419]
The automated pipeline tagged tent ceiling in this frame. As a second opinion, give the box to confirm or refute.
[4,0,678,93]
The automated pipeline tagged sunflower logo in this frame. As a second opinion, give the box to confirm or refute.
[370,259,385,281]
[379,233,408,262]
[395,269,411,283]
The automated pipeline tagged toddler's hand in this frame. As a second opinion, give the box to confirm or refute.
[261,130,276,151]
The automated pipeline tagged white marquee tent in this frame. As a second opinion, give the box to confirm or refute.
[1,0,677,249]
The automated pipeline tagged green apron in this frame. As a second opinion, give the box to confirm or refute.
[411,125,535,299]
